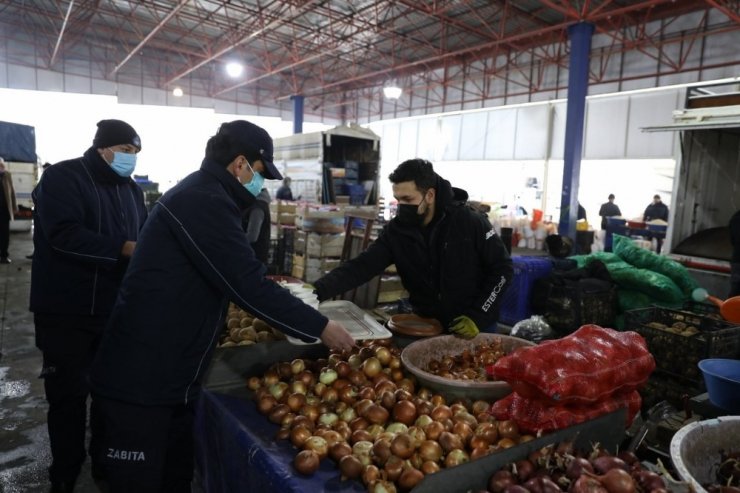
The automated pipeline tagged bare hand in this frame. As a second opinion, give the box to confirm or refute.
[320,320,356,352]
[121,241,136,258]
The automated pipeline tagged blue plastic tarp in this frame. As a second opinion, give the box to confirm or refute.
[0,121,36,163]
[194,390,365,493]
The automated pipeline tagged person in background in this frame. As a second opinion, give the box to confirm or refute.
[644,194,669,222]
[599,194,622,230]
[243,187,271,264]
[314,158,513,338]
[730,209,740,297]
[29,120,147,493]
[577,202,587,221]
[276,176,294,200]
[89,120,355,492]
[0,157,18,263]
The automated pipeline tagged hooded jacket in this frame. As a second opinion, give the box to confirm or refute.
[90,159,329,406]
[29,147,147,318]
[314,175,513,329]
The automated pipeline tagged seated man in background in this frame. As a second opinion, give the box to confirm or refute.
[314,158,513,337]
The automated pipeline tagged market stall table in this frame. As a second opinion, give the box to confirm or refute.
[195,387,365,493]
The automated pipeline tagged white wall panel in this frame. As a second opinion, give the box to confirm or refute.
[381,122,400,165]
[459,112,488,160]
[626,90,679,158]
[398,120,419,161]
[416,118,439,161]
[440,114,462,161]
[584,96,629,158]
[37,69,64,92]
[117,83,142,104]
[515,104,550,159]
[484,108,516,159]
[0,61,7,86]
[64,73,91,93]
[91,79,116,95]
[8,64,35,89]
[143,87,167,106]
[549,102,567,160]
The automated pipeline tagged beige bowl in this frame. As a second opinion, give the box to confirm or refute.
[400,334,535,402]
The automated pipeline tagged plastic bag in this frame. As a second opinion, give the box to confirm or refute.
[489,325,655,405]
[612,235,699,295]
[490,390,641,433]
[510,315,553,343]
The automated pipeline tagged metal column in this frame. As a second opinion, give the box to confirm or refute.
[291,95,304,134]
[558,22,594,241]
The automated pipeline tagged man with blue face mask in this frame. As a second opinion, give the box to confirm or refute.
[30,119,148,493]
[89,120,355,492]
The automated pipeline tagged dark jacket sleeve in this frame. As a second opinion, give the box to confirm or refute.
[33,165,127,267]
[158,191,328,343]
[314,228,394,301]
[463,216,514,330]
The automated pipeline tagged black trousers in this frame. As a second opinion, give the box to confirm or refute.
[91,395,196,493]
[35,314,106,484]
[0,215,9,258]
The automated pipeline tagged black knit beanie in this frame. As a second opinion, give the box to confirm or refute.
[92,119,142,150]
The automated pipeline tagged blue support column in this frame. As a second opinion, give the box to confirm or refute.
[291,95,304,134]
[558,22,594,241]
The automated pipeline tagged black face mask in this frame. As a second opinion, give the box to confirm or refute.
[396,203,426,227]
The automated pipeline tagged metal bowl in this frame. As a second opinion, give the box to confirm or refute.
[400,334,535,402]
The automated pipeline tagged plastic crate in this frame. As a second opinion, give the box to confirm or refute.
[640,369,705,412]
[498,256,553,326]
[681,300,722,318]
[624,307,740,384]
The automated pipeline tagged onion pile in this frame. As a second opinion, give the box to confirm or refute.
[250,339,534,492]
[486,442,667,493]
[707,450,740,493]
[425,339,506,381]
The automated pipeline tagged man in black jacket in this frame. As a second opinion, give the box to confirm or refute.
[89,120,354,492]
[643,194,669,222]
[730,209,740,297]
[30,119,147,493]
[599,194,622,230]
[314,159,513,338]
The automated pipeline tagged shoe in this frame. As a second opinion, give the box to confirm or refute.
[49,479,76,493]
[0,257,10,264]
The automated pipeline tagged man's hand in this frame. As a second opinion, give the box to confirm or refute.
[320,320,356,352]
[121,241,136,258]
[449,315,479,339]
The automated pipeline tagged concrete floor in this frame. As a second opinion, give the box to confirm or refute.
[0,232,101,493]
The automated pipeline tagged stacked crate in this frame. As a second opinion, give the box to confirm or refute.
[291,204,346,283]
[623,306,740,409]
[269,201,297,275]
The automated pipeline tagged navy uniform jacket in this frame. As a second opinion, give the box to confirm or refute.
[30,147,147,319]
[91,159,328,406]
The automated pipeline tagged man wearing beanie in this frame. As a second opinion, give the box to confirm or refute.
[30,119,148,493]
[89,120,355,492]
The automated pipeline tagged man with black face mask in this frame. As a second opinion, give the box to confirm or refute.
[314,159,513,338]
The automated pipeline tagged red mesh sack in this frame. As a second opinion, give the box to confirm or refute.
[488,325,655,405]
[490,390,641,433]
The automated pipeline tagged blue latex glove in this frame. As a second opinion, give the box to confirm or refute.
[449,315,479,339]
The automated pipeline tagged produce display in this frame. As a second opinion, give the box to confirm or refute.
[707,450,740,493]
[425,339,506,381]
[248,339,536,492]
[486,441,668,493]
[218,303,285,347]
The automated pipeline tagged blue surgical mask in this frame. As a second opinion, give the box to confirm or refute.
[110,152,137,177]
[243,162,264,197]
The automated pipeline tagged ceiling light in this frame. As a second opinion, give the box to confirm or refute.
[172,87,184,97]
[383,84,402,100]
[226,61,244,78]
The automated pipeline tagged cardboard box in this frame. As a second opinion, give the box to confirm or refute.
[292,254,305,268]
[291,263,305,280]
[277,201,297,214]
[321,234,345,257]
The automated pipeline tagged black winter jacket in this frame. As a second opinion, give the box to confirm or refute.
[643,202,669,222]
[90,159,329,406]
[315,175,513,330]
[29,148,147,317]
